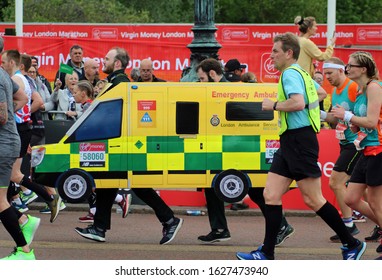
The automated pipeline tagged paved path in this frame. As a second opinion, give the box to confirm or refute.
[0,206,379,260]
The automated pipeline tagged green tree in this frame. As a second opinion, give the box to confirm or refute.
[215,0,382,24]
[121,0,194,23]
[2,0,150,23]
[1,0,381,23]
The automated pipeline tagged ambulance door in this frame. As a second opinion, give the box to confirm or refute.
[167,85,207,187]
[63,98,126,189]
[128,84,166,187]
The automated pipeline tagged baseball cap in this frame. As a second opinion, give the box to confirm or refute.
[225,59,246,72]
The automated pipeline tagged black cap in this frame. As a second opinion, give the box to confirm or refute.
[225,59,246,72]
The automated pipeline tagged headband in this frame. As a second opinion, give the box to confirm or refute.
[323,63,345,70]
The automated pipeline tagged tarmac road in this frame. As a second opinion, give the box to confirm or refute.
[0,204,379,260]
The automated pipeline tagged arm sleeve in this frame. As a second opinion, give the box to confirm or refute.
[303,39,334,61]
[50,89,60,103]
[43,100,56,112]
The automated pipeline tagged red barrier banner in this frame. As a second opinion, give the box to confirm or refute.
[3,35,382,83]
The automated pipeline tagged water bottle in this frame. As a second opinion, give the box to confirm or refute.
[186,210,205,216]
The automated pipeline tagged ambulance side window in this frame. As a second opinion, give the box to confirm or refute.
[65,99,123,143]
[176,102,199,134]
[226,102,274,121]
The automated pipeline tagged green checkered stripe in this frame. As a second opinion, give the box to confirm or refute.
[35,136,273,173]
[128,135,271,171]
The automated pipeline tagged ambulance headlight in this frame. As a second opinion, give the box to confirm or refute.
[31,147,46,167]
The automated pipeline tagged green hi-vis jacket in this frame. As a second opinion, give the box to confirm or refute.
[277,66,320,135]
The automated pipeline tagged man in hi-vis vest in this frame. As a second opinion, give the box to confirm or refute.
[236,32,366,261]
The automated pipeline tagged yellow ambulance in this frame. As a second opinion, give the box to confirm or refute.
[31,82,279,203]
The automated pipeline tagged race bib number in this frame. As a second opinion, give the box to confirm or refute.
[335,123,347,140]
[265,140,280,164]
[353,132,367,151]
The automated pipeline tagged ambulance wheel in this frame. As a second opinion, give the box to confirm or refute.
[56,169,94,203]
[213,169,249,203]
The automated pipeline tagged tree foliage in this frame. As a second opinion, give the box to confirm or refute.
[1,0,381,24]
[2,0,150,23]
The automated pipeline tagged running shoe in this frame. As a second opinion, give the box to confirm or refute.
[47,194,62,223]
[352,210,367,223]
[275,224,294,246]
[341,240,366,260]
[118,193,132,218]
[78,212,94,223]
[21,215,41,245]
[11,201,28,213]
[40,201,66,214]
[230,202,249,211]
[75,225,106,242]
[20,191,38,205]
[365,225,382,242]
[236,246,273,260]
[198,230,231,243]
[160,217,183,245]
[1,247,35,260]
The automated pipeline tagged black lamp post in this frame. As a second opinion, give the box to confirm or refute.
[180,0,221,82]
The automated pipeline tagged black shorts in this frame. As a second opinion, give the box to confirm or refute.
[270,126,321,181]
[333,144,361,175]
[16,122,32,158]
[350,152,382,186]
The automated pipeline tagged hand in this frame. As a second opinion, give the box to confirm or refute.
[66,111,77,117]
[330,36,336,47]
[331,105,345,120]
[54,79,62,91]
[262,98,276,111]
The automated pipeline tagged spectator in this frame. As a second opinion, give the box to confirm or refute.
[81,58,100,87]
[31,56,52,94]
[130,67,140,82]
[72,80,94,112]
[313,71,325,111]
[50,71,81,120]
[241,72,257,83]
[138,59,166,82]
[27,66,51,121]
[54,45,85,89]
[224,59,246,82]
[94,79,107,97]
[294,16,336,77]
